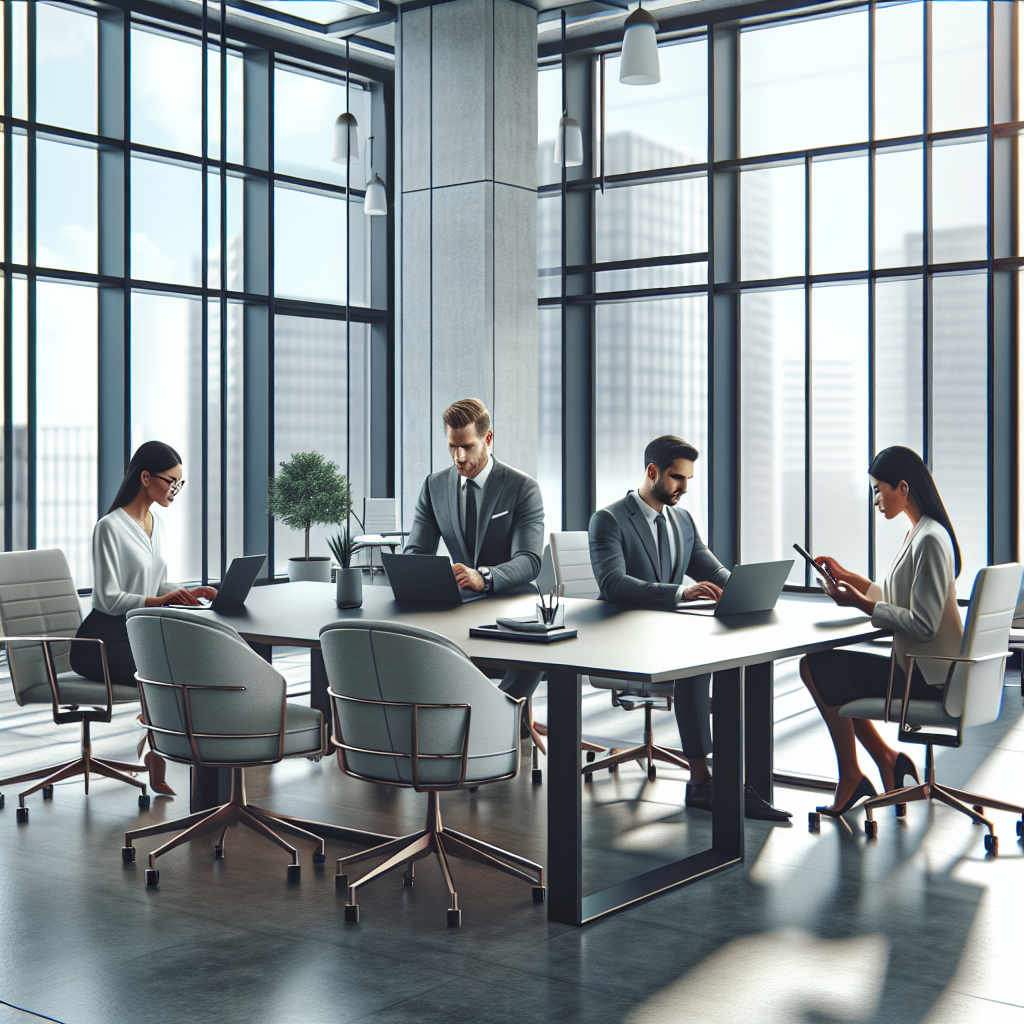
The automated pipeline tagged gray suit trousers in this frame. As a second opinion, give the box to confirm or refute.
[674,673,713,762]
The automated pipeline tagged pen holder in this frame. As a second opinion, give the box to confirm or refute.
[536,603,565,628]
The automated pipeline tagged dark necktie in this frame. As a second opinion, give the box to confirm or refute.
[464,479,478,561]
[655,513,672,584]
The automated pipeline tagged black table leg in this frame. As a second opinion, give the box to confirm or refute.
[310,647,331,740]
[744,661,773,803]
[546,668,583,926]
[712,667,745,861]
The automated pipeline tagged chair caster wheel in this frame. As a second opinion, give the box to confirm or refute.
[214,845,225,860]
[122,846,136,864]
[808,811,820,832]
[336,873,349,894]
[973,804,985,817]
[864,819,878,839]
[586,751,596,763]
[145,868,159,886]
[16,806,28,824]
[984,834,998,856]
[609,762,618,774]
[584,772,593,784]
[895,803,906,818]
[42,785,54,800]
[0,793,4,809]
[402,870,414,887]
[313,851,326,865]
[532,769,542,785]
[532,886,545,904]
[1016,818,1022,838]
[447,909,462,928]
[139,794,150,810]
[287,864,301,883]
[647,765,657,781]
[344,903,360,923]
[468,786,478,793]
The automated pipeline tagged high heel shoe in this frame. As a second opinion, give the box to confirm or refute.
[893,752,919,790]
[816,776,877,818]
[144,750,176,796]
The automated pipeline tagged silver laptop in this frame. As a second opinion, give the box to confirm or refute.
[381,553,486,603]
[676,559,794,617]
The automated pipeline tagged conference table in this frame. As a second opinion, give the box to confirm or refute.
[192,581,885,926]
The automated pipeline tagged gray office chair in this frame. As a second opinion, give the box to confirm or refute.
[320,619,545,928]
[122,608,328,885]
[839,563,1024,855]
[0,549,150,820]
[549,531,689,781]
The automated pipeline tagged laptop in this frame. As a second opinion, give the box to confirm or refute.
[676,559,794,617]
[188,554,267,611]
[381,553,486,603]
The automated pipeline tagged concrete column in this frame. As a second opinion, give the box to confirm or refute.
[397,0,538,524]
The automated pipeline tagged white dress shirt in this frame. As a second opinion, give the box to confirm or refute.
[631,490,688,602]
[91,508,177,616]
[459,454,495,544]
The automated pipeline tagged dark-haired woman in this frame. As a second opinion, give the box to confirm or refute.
[800,446,964,816]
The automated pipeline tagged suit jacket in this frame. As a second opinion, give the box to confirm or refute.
[404,458,545,593]
[866,514,963,688]
[588,493,730,610]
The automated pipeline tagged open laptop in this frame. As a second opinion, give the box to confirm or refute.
[676,559,794,617]
[381,553,486,603]
[187,554,267,611]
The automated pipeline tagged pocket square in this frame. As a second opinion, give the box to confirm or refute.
[490,510,509,520]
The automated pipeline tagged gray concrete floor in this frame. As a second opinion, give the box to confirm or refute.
[0,651,1021,1024]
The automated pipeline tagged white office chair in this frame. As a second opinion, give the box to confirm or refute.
[840,563,1024,855]
[352,498,408,572]
[549,531,688,781]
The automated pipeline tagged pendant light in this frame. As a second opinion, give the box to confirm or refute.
[332,41,360,164]
[364,135,387,216]
[619,4,661,85]
[553,11,583,167]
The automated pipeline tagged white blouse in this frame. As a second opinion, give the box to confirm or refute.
[91,508,177,616]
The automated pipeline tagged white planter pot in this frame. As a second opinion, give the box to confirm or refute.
[288,557,332,583]
[335,567,363,609]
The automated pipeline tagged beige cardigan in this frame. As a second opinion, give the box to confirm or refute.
[866,515,964,689]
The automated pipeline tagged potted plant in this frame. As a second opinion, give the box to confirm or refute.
[328,523,362,608]
[267,451,351,583]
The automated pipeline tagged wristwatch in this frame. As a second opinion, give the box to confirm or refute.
[478,567,494,594]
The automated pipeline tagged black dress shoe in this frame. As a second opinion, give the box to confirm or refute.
[685,777,714,812]
[816,775,877,817]
[743,784,792,821]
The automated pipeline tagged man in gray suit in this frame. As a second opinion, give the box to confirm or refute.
[405,398,545,700]
[589,435,790,820]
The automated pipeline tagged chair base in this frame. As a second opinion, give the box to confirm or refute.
[123,767,327,882]
[337,790,544,925]
[582,704,689,781]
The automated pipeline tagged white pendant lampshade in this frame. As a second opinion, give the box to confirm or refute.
[364,173,387,216]
[553,115,584,167]
[620,6,661,85]
[332,111,360,164]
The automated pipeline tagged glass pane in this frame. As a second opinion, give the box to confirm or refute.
[37,140,97,273]
[10,278,28,550]
[537,65,563,189]
[931,140,987,264]
[208,171,245,291]
[740,165,804,281]
[595,263,707,293]
[931,273,987,597]
[595,179,707,262]
[273,316,356,575]
[36,283,97,588]
[207,48,245,164]
[875,1,923,141]
[874,278,924,575]
[13,134,27,266]
[741,11,868,157]
[131,27,202,154]
[537,194,560,299]
[274,65,371,185]
[12,0,26,121]
[538,306,562,537]
[810,284,869,578]
[130,293,204,583]
[811,155,868,274]
[131,157,202,285]
[932,1,988,133]
[274,187,365,304]
[875,147,923,269]
[603,38,708,174]
[740,288,805,583]
[595,296,708,538]
[37,3,97,134]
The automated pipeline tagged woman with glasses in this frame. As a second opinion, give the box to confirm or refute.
[71,442,216,792]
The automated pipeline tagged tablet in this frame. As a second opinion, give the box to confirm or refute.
[792,543,838,588]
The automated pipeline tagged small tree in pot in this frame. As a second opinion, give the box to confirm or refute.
[268,451,351,582]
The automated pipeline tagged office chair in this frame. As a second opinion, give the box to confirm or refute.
[122,608,328,885]
[320,619,545,928]
[351,498,409,573]
[549,531,689,781]
[828,563,1023,854]
[0,549,150,819]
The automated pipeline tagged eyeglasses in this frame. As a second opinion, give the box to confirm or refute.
[151,473,185,497]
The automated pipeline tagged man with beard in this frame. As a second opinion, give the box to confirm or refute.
[588,435,791,820]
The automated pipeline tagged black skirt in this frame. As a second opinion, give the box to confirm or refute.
[70,609,138,688]
[804,648,940,708]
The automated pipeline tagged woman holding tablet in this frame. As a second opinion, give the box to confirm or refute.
[799,446,963,816]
